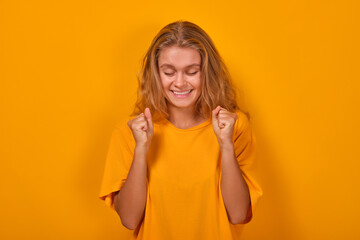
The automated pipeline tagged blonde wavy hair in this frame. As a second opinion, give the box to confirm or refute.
[130,20,250,122]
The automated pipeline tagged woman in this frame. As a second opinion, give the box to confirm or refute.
[99,20,263,240]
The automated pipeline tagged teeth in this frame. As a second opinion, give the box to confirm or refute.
[172,90,192,95]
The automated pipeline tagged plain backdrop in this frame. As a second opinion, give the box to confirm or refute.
[1,0,359,239]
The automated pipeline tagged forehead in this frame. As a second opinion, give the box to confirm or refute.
[158,46,201,69]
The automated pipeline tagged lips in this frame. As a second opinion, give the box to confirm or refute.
[170,89,193,98]
[170,90,193,94]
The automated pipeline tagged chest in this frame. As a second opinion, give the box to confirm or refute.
[146,126,221,188]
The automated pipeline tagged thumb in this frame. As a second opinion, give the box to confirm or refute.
[144,107,153,131]
[212,105,221,123]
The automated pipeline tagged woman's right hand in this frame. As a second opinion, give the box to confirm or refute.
[127,107,154,150]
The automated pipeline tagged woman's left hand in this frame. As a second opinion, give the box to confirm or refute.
[212,106,238,148]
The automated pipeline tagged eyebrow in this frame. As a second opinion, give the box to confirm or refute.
[159,63,201,69]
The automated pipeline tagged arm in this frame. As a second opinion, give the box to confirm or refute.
[220,141,251,225]
[114,144,148,230]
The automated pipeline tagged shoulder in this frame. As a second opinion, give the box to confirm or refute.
[231,110,253,143]
[108,115,136,148]
[234,110,251,130]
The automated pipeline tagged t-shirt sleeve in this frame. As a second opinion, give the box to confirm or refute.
[98,118,135,211]
[232,111,263,224]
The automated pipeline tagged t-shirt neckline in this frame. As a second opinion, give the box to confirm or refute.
[161,117,212,132]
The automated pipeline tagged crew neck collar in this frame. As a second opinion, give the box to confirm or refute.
[160,117,212,132]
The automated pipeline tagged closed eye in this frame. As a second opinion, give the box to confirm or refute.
[164,71,198,76]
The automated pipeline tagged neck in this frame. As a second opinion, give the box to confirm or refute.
[167,105,204,129]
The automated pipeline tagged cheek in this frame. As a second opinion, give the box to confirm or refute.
[160,77,169,89]
[193,77,202,89]
[161,80,172,93]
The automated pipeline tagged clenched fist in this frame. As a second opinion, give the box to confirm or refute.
[127,107,154,150]
[212,105,238,148]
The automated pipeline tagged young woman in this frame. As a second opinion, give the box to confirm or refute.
[99,20,263,240]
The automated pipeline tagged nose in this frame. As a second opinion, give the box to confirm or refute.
[174,72,187,88]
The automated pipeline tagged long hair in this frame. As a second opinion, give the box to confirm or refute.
[130,20,250,122]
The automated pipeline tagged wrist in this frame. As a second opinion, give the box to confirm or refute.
[219,140,234,152]
[135,143,150,153]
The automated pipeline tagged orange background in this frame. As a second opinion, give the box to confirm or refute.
[1,0,359,239]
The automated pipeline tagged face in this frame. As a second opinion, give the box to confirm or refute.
[158,46,202,110]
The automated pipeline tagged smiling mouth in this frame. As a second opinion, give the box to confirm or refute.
[170,89,193,95]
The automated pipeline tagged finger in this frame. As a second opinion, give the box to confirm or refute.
[140,119,148,131]
[144,107,153,132]
[136,114,148,131]
[212,105,221,120]
[218,108,230,118]
[219,121,226,129]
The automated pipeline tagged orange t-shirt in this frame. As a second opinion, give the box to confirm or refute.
[98,110,263,239]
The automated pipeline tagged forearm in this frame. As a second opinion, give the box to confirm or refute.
[114,145,148,230]
[220,141,251,225]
